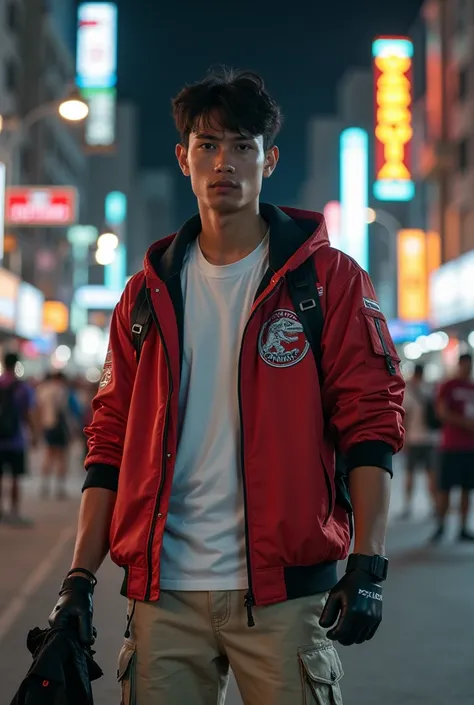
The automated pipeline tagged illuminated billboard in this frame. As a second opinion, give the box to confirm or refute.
[16,282,44,339]
[76,3,117,150]
[0,268,19,330]
[5,187,78,227]
[373,36,415,202]
[340,128,369,272]
[430,250,474,328]
[397,230,427,321]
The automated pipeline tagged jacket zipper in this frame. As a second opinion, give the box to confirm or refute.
[238,280,283,628]
[144,288,174,601]
[374,318,396,376]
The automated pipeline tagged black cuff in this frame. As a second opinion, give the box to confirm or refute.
[83,463,119,492]
[346,441,393,477]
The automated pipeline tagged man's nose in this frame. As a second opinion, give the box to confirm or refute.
[213,162,236,174]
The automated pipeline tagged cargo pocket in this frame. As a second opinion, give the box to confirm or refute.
[299,642,344,705]
[361,308,400,376]
[117,640,137,705]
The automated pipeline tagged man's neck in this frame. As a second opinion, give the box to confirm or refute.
[197,201,268,266]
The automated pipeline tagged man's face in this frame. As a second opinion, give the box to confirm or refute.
[175,117,278,214]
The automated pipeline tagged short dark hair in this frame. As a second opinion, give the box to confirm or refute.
[172,68,283,150]
[413,363,424,377]
[459,353,472,364]
[4,352,18,371]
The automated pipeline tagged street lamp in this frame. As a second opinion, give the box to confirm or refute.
[58,89,89,122]
[95,228,119,266]
[97,231,119,251]
[0,86,89,181]
[95,247,116,266]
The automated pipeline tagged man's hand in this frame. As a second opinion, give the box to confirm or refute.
[319,569,383,646]
[49,575,95,646]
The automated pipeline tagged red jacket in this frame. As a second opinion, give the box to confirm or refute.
[84,204,405,606]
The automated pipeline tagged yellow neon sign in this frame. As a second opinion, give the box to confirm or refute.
[375,55,413,181]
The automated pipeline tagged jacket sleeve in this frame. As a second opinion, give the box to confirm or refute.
[320,267,405,476]
[82,285,137,492]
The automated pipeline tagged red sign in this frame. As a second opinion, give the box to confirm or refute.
[5,187,78,227]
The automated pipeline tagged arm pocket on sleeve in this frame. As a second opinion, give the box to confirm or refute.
[361,308,401,375]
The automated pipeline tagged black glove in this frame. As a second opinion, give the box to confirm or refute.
[319,569,383,646]
[48,575,95,646]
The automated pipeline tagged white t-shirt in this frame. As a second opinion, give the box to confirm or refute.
[159,234,269,590]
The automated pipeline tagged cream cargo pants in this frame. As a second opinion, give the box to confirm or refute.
[118,589,343,705]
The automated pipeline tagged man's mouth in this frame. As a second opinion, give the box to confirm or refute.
[209,180,239,189]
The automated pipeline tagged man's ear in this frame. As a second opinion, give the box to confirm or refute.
[176,143,190,176]
[263,146,279,178]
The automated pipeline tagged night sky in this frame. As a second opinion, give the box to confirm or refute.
[113,0,424,220]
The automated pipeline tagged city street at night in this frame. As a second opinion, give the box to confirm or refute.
[1,449,473,705]
[2,0,474,703]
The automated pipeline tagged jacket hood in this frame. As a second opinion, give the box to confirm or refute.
[144,203,329,283]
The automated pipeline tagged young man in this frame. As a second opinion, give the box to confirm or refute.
[0,352,37,525]
[49,70,405,705]
[401,363,438,518]
[432,353,474,543]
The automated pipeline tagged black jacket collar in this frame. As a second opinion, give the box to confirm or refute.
[152,202,313,282]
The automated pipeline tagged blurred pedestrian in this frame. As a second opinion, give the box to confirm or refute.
[432,353,474,542]
[48,69,405,704]
[0,352,38,526]
[401,363,439,518]
[36,371,71,499]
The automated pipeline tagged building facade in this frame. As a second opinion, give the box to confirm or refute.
[408,0,474,368]
[415,0,474,262]
[0,0,22,123]
[16,0,87,304]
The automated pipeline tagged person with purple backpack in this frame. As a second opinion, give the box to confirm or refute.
[0,352,38,525]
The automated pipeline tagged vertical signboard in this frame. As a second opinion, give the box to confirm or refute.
[76,3,118,151]
[397,230,427,321]
[104,191,127,292]
[373,36,415,202]
[340,128,369,272]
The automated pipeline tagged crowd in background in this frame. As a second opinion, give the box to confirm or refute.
[0,353,96,525]
[401,353,474,542]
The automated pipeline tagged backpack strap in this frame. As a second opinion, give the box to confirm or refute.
[288,256,351,511]
[287,257,324,380]
[130,283,152,362]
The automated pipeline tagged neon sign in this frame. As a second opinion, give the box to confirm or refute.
[340,128,369,272]
[373,37,415,202]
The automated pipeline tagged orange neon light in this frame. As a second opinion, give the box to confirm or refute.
[375,55,413,182]
[397,230,428,322]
